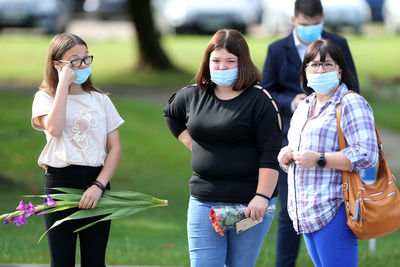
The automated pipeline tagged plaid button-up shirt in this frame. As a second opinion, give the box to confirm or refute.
[287,84,378,233]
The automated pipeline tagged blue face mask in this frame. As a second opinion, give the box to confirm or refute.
[210,68,238,87]
[297,23,323,44]
[307,71,340,94]
[73,67,92,84]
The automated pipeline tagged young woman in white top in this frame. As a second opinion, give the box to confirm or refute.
[31,33,124,267]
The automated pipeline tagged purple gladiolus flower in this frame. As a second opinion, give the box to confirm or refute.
[25,201,36,218]
[45,195,56,206]
[13,215,27,226]
[4,218,13,226]
[16,200,25,211]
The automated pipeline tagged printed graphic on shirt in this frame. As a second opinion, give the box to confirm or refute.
[68,109,99,165]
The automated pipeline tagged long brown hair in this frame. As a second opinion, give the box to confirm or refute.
[39,33,103,96]
[195,29,260,91]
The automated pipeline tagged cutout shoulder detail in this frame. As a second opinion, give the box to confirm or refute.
[254,85,282,131]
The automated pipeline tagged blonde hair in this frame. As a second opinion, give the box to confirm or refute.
[39,33,104,96]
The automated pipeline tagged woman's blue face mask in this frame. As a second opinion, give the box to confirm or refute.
[307,70,340,94]
[73,67,92,84]
[210,68,238,87]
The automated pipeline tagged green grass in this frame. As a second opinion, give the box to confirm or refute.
[0,91,399,266]
[1,32,399,130]
[1,32,399,90]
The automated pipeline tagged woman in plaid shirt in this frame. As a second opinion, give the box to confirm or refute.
[278,39,378,267]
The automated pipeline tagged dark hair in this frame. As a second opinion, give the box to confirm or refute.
[39,33,103,96]
[294,0,323,17]
[195,29,260,91]
[300,39,355,94]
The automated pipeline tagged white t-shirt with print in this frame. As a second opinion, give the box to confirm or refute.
[32,90,124,169]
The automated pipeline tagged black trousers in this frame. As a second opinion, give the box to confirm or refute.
[275,168,301,267]
[44,165,111,267]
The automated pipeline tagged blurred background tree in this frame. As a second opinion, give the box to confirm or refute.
[129,0,175,70]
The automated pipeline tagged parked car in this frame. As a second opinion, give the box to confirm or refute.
[261,0,371,34]
[383,0,400,35]
[83,0,128,20]
[321,0,371,33]
[162,0,260,34]
[0,0,74,34]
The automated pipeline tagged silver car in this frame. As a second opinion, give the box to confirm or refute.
[321,0,371,33]
[163,0,260,34]
[0,0,74,34]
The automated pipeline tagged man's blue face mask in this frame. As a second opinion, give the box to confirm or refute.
[297,23,323,44]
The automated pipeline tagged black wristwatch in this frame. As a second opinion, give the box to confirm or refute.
[317,152,327,168]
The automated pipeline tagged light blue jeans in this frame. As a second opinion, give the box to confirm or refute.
[187,196,276,267]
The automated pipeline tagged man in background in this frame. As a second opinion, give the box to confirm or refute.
[261,0,359,266]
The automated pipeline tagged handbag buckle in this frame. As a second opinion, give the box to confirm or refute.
[342,183,349,191]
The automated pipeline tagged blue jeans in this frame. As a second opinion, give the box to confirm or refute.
[303,204,358,267]
[187,196,276,267]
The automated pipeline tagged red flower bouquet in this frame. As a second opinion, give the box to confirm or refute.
[209,204,276,236]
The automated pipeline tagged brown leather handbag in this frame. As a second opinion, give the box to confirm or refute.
[336,92,400,240]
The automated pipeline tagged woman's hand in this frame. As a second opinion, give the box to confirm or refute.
[79,185,102,209]
[278,146,294,171]
[245,196,269,221]
[293,150,319,168]
[54,63,76,87]
[178,130,193,151]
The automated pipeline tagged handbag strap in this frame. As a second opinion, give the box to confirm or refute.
[335,91,383,202]
[336,92,382,151]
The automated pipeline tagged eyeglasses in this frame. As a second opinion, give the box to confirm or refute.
[57,55,94,68]
[306,61,337,71]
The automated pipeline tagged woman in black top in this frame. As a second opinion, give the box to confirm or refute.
[163,29,282,267]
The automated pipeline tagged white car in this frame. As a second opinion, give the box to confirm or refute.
[261,0,294,35]
[261,0,371,34]
[383,0,400,34]
[162,0,260,34]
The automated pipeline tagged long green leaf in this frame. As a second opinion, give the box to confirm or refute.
[37,207,117,243]
[50,187,85,195]
[97,198,157,207]
[23,193,82,201]
[38,205,77,215]
[102,190,162,201]
[50,187,166,204]
[73,206,149,233]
